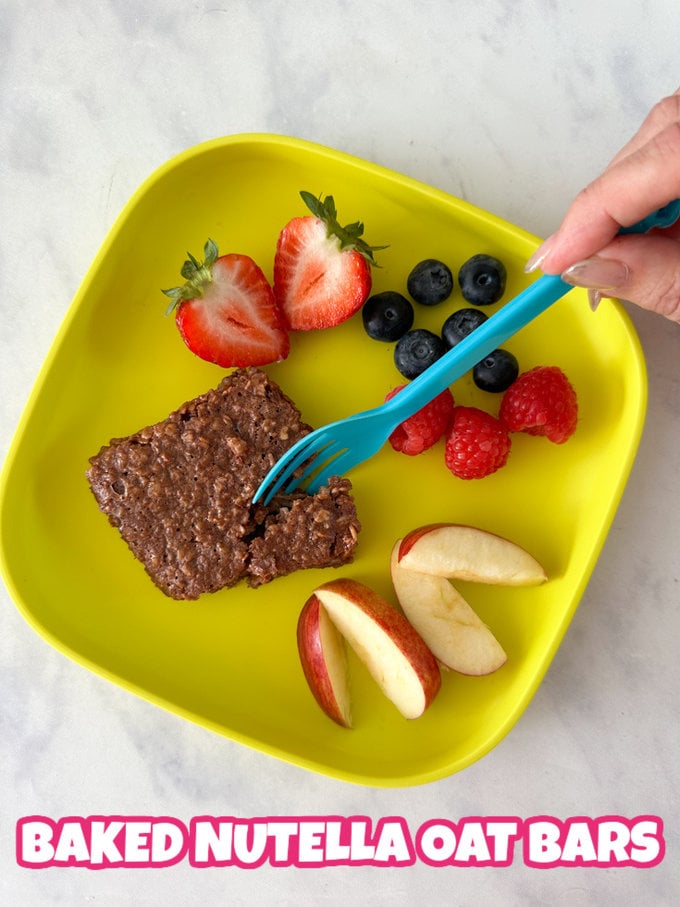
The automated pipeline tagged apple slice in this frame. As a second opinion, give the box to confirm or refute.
[390,544,507,675]
[398,523,547,586]
[306,578,441,721]
[297,592,352,728]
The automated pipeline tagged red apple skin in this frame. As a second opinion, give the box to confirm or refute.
[397,522,547,586]
[297,592,352,728]
[315,578,441,712]
[398,523,452,560]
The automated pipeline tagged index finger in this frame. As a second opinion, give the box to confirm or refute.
[540,118,680,274]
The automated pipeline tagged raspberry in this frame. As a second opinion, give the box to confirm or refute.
[444,406,511,479]
[386,386,455,456]
[499,365,578,444]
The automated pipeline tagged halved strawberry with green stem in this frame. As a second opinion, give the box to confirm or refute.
[162,239,289,368]
[274,191,387,331]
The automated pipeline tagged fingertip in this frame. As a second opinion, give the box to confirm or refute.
[524,235,555,274]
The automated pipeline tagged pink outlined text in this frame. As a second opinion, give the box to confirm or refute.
[16,813,664,869]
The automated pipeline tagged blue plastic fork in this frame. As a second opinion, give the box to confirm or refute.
[254,198,680,505]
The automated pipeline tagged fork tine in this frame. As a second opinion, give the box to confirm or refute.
[304,448,356,494]
[254,434,318,504]
[254,426,338,504]
[306,422,391,492]
[282,438,348,494]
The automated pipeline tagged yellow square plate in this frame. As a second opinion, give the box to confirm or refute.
[0,135,646,786]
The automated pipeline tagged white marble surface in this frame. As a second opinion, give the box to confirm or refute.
[1,1,679,903]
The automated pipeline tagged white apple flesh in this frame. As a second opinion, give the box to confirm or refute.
[398,523,547,586]
[297,592,352,727]
[390,544,507,675]
[311,578,441,720]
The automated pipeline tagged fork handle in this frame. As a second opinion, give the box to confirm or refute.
[385,198,680,425]
[384,273,570,423]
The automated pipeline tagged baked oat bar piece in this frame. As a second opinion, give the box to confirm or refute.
[248,477,361,587]
[86,367,360,599]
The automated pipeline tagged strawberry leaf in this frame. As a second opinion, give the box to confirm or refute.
[299,190,388,267]
[162,239,219,313]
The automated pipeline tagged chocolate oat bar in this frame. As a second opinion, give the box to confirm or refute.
[86,367,360,599]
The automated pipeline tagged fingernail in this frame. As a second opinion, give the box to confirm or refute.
[561,256,630,290]
[588,289,603,311]
[525,236,555,274]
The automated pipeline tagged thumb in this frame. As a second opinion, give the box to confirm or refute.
[560,233,680,321]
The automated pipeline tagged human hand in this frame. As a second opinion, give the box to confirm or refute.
[525,89,680,321]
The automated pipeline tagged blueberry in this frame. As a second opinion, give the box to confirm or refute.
[473,348,519,393]
[362,291,414,342]
[394,329,447,379]
[407,259,454,306]
[442,307,488,348]
[458,254,506,306]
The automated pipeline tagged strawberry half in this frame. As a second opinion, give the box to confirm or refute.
[163,240,289,368]
[274,191,386,331]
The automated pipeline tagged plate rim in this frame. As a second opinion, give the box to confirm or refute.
[0,133,648,786]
